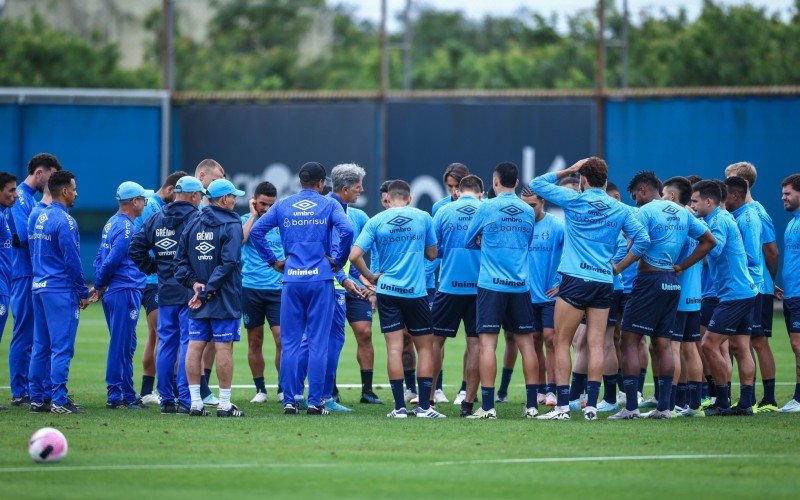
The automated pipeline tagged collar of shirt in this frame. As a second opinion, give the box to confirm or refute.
[731,204,748,218]
[794,211,800,220]
[585,188,606,196]
[496,192,517,199]
[458,194,477,202]
[20,182,36,197]
[705,206,722,223]
[116,211,135,223]
[50,200,68,213]
[329,192,348,212]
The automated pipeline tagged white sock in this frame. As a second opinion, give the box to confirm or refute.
[219,388,232,411]
[189,384,202,410]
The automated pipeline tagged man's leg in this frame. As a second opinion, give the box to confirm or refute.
[543,326,557,402]
[514,333,540,412]
[431,335,447,401]
[385,329,406,412]
[729,333,756,410]
[212,321,241,417]
[463,337,480,414]
[43,292,79,409]
[140,308,158,399]
[497,330,517,401]
[28,294,51,407]
[477,333,500,412]
[176,306,191,410]
[402,331,417,398]
[785,332,800,410]
[279,284,305,407]
[102,293,124,406]
[701,331,732,409]
[304,281,334,410]
[247,325,266,396]
[322,292,348,409]
[122,290,142,404]
[651,336,675,413]
[584,307,610,413]
[156,305,181,409]
[601,324,619,408]
[351,309,376,399]
[270,326,281,395]
[553,298,586,409]
[620,331,644,413]
[9,277,34,402]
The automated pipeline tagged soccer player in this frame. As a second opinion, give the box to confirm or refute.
[134,170,187,406]
[0,171,18,410]
[431,174,483,417]
[777,174,800,412]
[725,162,780,412]
[175,179,246,417]
[610,172,714,420]
[691,180,758,416]
[91,182,151,409]
[250,162,353,416]
[350,180,443,418]
[29,170,89,414]
[463,162,538,419]
[8,153,61,406]
[530,158,650,421]
[130,175,205,413]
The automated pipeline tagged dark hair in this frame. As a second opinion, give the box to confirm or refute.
[627,170,662,194]
[663,176,692,206]
[692,180,722,204]
[459,174,483,194]
[0,171,17,190]
[379,180,393,194]
[443,163,469,184]
[48,170,75,197]
[254,181,277,198]
[387,179,411,199]
[27,153,62,176]
[578,157,608,188]
[493,162,518,188]
[606,181,619,194]
[685,175,702,185]
[723,176,749,199]
[712,179,728,202]
[163,170,188,189]
[486,186,496,199]
[782,174,800,191]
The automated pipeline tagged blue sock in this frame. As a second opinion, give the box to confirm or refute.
[653,375,660,401]
[623,375,639,411]
[739,384,754,409]
[436,371,443,391]
[172,376,179,402]
[498,368,514,396]
[688,381,701,410]
[706,375,716,397]
[404,370,416,393]
[525,384,538,408]
[715,385,730,408]
[701,382,709,399]
[638,369,647,393]
[616,369,624,392]
[569,372,587,400]
[546,383,556,395]
[204,368,212,384]
[676,383,688,408]
[481,386,495,412]
[199,375,212,399]
[602,375,617,404]
[141,375,155,396]
[389,379,405,410]
[794,383,800,402]
[586,380,601,408]
[763,378,775,402]
[557,385,570,407]
[417,377,433,410]
[538,385,547,396]
[657,376,673,411]
[254,377,267,394]
[670,385,677,409]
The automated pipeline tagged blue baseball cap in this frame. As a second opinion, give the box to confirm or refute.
[173,176,206,194]
[207,179,245,198]
[116,181,155,201]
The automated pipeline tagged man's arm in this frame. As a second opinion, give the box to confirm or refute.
[242,201,258,243]
[764,242,779,281]
[527,159,586,208]
[94,222,134,290]
[676,230,716,273]
[10,200,31,249]
[58,218,89,299]
[129,221,158,275]
[330,202,354,268]
[249,205,280,267]
[613,211,649,274]
[205,225,243,294]
[173,222,198,289]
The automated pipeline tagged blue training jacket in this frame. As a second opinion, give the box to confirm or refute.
[134,193,166,286]
[9,182,37,279]
[0,208,13,297]
[30,201,89,298]
[129,201,199,306]
[174,204,243,319]
[93,213,147,293]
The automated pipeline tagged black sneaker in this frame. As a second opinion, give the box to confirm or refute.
[283,403,298,415]
[307,405,329,416]
[217,404,244,418]
[730,405,753,416]
[29,401,51,413]
[11,395,30,406]
[189,406,210,416]
[106,401,123,409]
[51,402,83,414]
[124,399,147,410]
[161,402,177,414]
[177,403,191,415]
[360,391,383,405]
[704,405,732,417]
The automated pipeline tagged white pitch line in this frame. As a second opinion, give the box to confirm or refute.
[0,462,334,474]
[432,454,756,466]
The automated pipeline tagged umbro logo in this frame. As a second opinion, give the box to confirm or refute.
[37,213,48,224]
[662,205,679,215]
[387,215,412,227]
[195,242,215,254]
[456,205,477,216]
[588,200,611,211]
[540,231,550,240]
[499,205,524,216]
[292,200,317,211]
[155,238,177,251]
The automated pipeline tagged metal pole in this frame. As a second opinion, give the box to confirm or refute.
[622,0,629,90]
[379,0,388,191]
[596,0,606,158]
[403,0,413,90]
[160,0,174,181]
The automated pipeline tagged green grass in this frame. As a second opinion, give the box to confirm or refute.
[1,308,799,499]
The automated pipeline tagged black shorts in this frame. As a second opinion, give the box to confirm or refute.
[242,287,281,329]
[345,292,373,323]
[531,302,555,332]
[376,294,432,335]
[142,283,159,315]
[700,297,720,328]
[477,287,534,334]
[427,288,437,310]
[783,297,800,334]
[707,296,756,336]
[671,310,701,342]
[607,290,624,327]
[621,271,680,339]
[432,292,477,338]
[558,273,614,310]
[751,294,773,338]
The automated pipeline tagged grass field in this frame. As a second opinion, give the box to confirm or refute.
[1,307,799,499]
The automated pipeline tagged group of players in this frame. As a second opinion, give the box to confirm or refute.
[1,153,799,420]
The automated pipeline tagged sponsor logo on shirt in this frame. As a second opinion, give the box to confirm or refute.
[456,205,477,216]
[662,283,681,291]
[588,200,611,212]
[287,268,319,276]
[155,238,177,251]
[130,309,139,320]
[662,205,679,216]
[283,217,327,227]
[291,199,318,216]
[379,282,414,294]
[32,281,47,289]
[492,277,525,287]
[499,205,524,217]
[195,241,215,260]
[451,280,476,288]
[580,262,612,276]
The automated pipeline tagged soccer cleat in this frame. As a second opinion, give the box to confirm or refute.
[29,401,51,413]
[202,393,219,406]
[453,390,467,405]
[596,400,619,412]
[676,407,705,418]
[617,391,627,405]
[460,406,474,418]
[106,401,124,410]
[523,407,539,418]
[537,393,546,406]
[583,406,598,421]
[11,395,30,406]
[545,392,557,407]
[414,407,447,418]
[639,396,658,409]
[250,392,269,404]
[495,393,509,403]
[703,405,731,417]
[608,408,640,420]
[434,389,449,404]
[466,408,497,419]
[755,399,779,413]
[700,397,714,409]
[779,399,800,413]
[323,399,353,412]
[189,406,210,416]
[641,409,671,419]
[360,391,383,404]
[140,393,161,406]
[283,403,299,415]
[403,390,417,403]
[50,402,82,414]
[410,395,420,404]
[295,398,309,410]
[277,391,284,402]
[569,399,585,411]
[124,399,147,410]
[161,402,177,414]
[177,403,191,414]
[307,405,329,416]
[217,404,245,417]
[728,405,753,416]
[536,407,570,420]
[387,408,409,418]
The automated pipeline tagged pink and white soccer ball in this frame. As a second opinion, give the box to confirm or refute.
[28,427,68,463]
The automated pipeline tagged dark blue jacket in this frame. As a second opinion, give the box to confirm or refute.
[129,201,199,306]
[174,204,243,319]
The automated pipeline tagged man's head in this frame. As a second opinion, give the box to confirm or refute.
[386,179,411,207]
[713,179,728,205]
[520,186,544,215]
[194,159,225,188]
[48,170,77,208]
[662,176,692,206]
[606,181,621,201]
[725,162,757,189]
[627,170,662,207]
[558,174,580,192]
[379,180,393,209]
[782,174,800,212]
[173,176,206,207]
[116,181,155,218]
[578,157,608,190]
[458,175,483,198]
[685,174,702,185]
[159,170,189,203]
[298,162,327,192]
[331,163,366,204]
[207,179,245,211]
[443,163,469,200]
[493,162,519,192]
[690,180,722,217]
[252,181,278,217]
[27,153,62,192]
[0,172,18,208]
[723,176,749,212]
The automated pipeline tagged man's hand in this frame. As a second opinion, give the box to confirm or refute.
[326,256,341,273]
[673,264,684,277]
[79,298,90,310]
[249,198,258,217]
[343,279,368,299]
[271,260,286,273]
[368,294,377,312]
[546,286,559,298]
[189,282,206,310]
[87,286,104,303]
[775,285,784,301]
[475,234,482,248]
[365,272,381,286]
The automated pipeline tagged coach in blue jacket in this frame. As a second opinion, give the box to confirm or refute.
[250,162,354,415]
[175,179,245,417]
[130,176,204,413]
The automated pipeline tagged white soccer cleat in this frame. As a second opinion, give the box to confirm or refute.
[466,407,497,419]
[608,408,641,420]
[780,399,800,413]
[641,409,671,419]
[434,389,449,404]
[277,391,284,403]
[203,393,219,406]
[639,396,658,409]
[140,393,160,406]
[387,408,409,418]
[523,407,539,418]
[536,407,570,420]
[404,390,417,403]
[676,407,704,418]
[596,400,619,412]
[453,390,467,405]
[617,391,627,405]
[583,406,598,421]
[537,393,546,406]
[414,406,447,418]
[250,392,268,404]
[545,392,557,407]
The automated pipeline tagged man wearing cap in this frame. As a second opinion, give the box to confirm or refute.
[130,175,204,414]
[91,181,151,409]
[250,162,354,416]
[175,178,246,417]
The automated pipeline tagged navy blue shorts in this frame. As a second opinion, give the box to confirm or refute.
[345,292,373,323]
[700,297,720,328]
[707,296,756,336]
[477,287,534,334]
[558,273,614,310]
[752,294,773,338]
[607,290,624,326]
[142,284,159,315]
[531,301,555,331]
[671,310,701,342]
[432,292,477,338]
[188,317,241,343]
[621,271,680,339]
[242,287,281,329]
[427,288,437,310]
[783,297,800,334]
[376,294,432,335]
[749,294,764,337]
